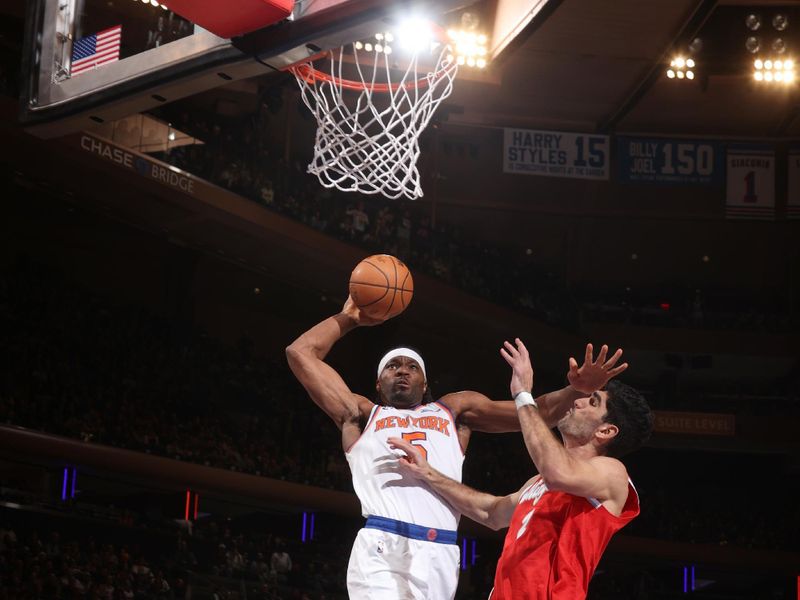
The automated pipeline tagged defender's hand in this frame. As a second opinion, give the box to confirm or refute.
[567,343,628,395]
[388,436,431,481]
[500,338,534,397]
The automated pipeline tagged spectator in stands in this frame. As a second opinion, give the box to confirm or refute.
[270,540,292,584]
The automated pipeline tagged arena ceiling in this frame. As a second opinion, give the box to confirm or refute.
[151,0,800,140]
[445,0,800,138]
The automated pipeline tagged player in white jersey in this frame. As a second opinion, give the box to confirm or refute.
[286,296,628,599]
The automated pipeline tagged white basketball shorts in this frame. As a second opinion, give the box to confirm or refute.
[347,527,460,599]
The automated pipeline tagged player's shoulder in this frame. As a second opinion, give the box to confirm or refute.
[589,455,630,486]
[519,474,542,493]
[356,395,377,419]
[438,390,490,416]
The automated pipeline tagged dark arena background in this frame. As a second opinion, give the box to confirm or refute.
[1,0,799,598]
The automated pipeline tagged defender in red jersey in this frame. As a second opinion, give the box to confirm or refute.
[390,340,653,600]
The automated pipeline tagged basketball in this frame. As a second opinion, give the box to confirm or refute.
[349,254,414,320]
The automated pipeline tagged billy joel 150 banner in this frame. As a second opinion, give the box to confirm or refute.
[617,137,724,185]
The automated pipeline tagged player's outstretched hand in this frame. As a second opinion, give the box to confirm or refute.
[388,436,430,481]
[567,343,628,395]
[342,295,386,327]
[500,338,534,397]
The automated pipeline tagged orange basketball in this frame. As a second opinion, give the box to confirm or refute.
[349,254,414,320]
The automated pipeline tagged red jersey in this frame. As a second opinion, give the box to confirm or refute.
[490,475,639,600]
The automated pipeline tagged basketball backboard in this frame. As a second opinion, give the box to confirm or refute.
[20,0,549,138]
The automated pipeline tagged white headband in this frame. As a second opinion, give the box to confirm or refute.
[377,348,426,380]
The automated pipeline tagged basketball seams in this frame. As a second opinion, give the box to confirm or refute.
[399,269,412,308]
[355,287,390,308]
[362,259,390,286]
[349,254,413,319]
[382,257,399,318]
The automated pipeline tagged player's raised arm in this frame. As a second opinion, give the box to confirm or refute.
[286,296,381,436]
[446,342,627,431]
[501,339,630,509]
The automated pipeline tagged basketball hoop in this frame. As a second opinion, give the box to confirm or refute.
[288,32,457,200]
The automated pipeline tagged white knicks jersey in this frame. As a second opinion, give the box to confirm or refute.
[346,401,464,531]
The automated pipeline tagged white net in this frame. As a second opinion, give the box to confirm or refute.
[290,41,457,200]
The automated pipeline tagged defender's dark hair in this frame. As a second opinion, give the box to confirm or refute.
[602,380,654,458]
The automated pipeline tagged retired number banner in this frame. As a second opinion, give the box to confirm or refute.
[503,128,609,180]
[725,145,775,220]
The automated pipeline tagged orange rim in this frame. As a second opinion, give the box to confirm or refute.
[289,62,444,93]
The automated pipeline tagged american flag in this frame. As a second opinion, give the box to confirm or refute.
[70,25,122,76]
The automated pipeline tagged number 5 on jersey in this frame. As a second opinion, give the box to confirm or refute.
[401,432,428,460]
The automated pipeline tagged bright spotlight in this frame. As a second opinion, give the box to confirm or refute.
[754,55,796,83]
[395,17,434,53]
[447,25,490,68]
[667,55,694,81]
[686,70,695,80]
[754,58,764,69]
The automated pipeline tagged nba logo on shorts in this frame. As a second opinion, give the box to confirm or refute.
[376,540,385,554]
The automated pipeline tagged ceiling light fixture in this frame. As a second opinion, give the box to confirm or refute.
[667,56,694,81]
[745,14,762,31]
